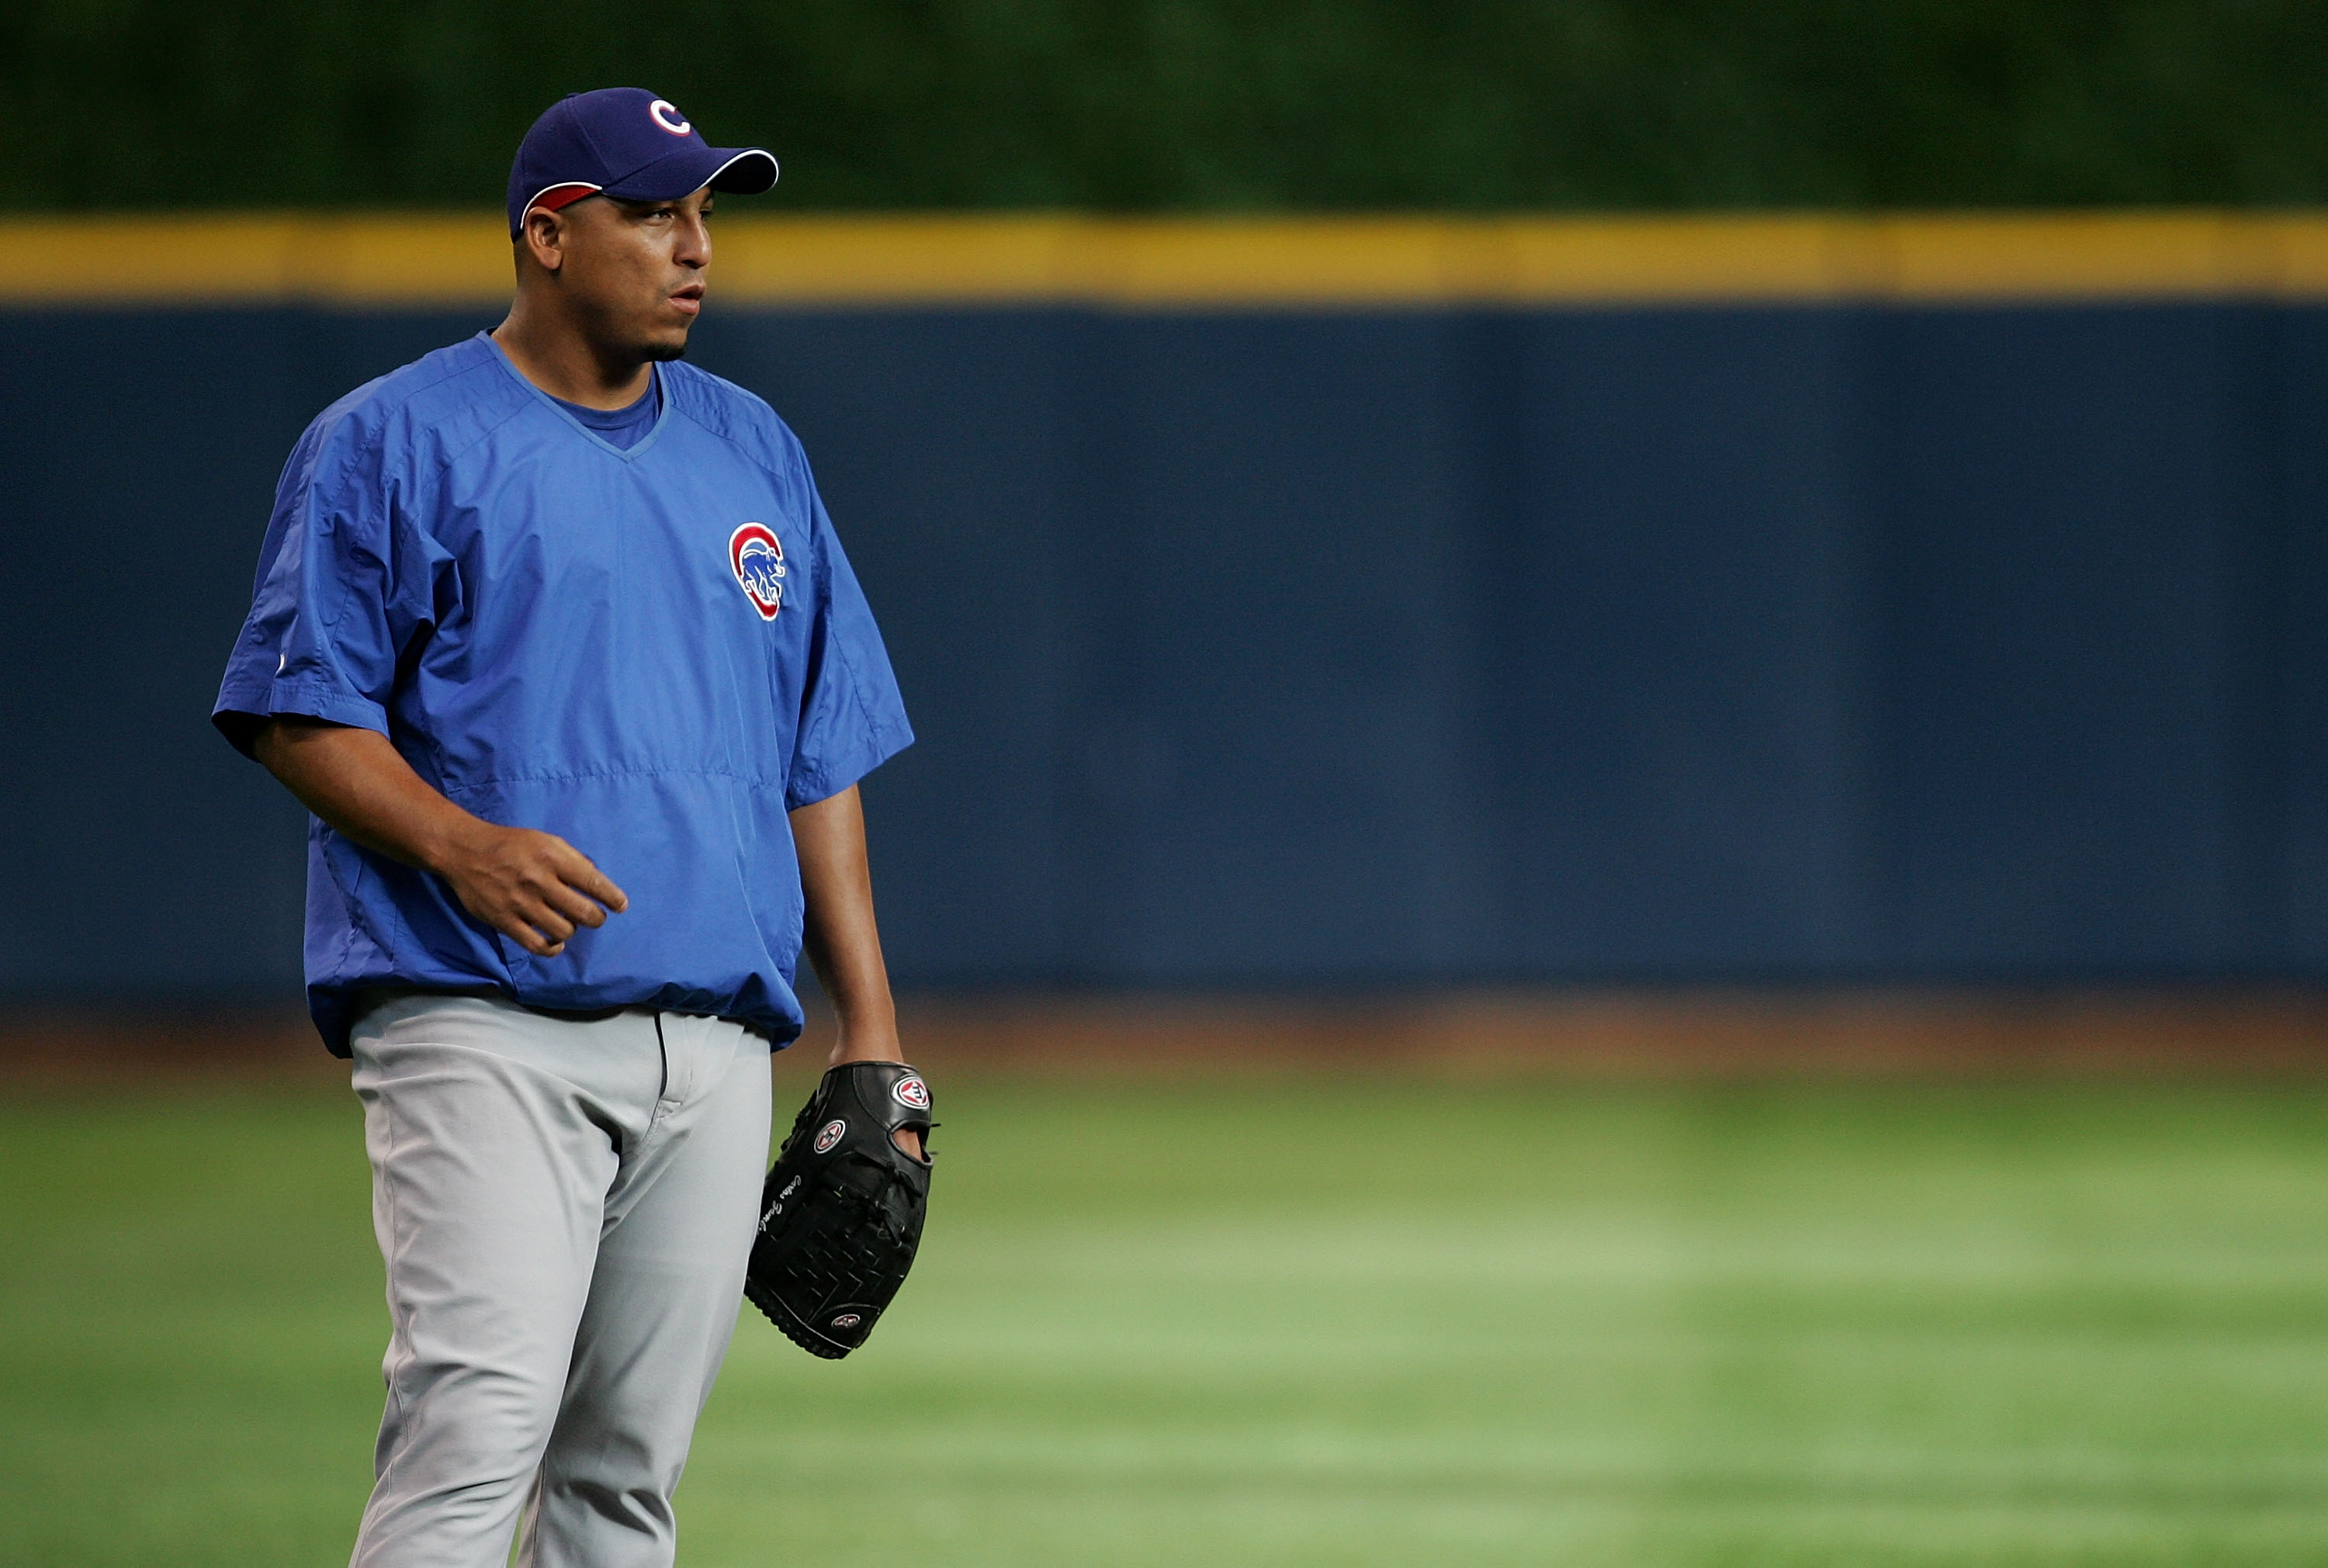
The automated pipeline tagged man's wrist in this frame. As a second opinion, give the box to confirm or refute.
[413,805,487,881]
[827,1014,905,1064]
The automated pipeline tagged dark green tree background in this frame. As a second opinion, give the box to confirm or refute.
[10,1,2328,209]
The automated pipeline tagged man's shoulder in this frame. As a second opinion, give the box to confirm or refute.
[662,362,804,476]
[300,335,527,473]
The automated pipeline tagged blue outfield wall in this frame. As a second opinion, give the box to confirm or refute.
[5,301,2328,997]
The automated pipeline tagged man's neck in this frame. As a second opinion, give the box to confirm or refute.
[490,305,653,410]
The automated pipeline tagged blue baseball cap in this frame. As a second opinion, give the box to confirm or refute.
[507,88,778,237]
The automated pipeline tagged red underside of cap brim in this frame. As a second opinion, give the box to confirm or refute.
[532,184,600,214]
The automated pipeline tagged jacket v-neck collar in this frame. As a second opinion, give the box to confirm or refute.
[479,331,671,462]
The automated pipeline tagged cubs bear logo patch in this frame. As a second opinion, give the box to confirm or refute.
[729,523,786,619]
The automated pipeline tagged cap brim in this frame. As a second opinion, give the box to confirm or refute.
[601,146,778,202]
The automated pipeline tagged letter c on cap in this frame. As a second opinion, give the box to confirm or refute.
[649,99,691,137]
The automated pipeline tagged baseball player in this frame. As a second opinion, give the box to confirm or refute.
[212,88,920,1567]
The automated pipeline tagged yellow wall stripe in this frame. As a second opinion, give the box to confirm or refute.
[16,212,2328,307]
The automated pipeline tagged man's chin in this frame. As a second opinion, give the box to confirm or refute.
[637,319,693,363]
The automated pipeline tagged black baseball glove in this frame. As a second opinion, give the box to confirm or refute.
[745,1060,935,1359]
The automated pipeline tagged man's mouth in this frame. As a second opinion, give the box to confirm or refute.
[669,285,705,317]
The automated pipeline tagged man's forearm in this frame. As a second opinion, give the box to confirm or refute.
[254,718,485,873]
[790,785,903,1063]
[251,717,627,957]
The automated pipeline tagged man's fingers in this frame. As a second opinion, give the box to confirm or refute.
[557,854,629,914]
[503,916,563,957]
[445,827,625,955]
[527,903,578,945]
[541,881,608,929]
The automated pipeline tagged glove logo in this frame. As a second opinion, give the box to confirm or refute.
[831,1313,862,1329]
[892,1075,930,1111]
[812,1118,847,1154]
[729,524,786,620]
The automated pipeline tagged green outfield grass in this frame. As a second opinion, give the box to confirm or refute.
[8,1068,2328,1565]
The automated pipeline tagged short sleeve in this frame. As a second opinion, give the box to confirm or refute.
[211,410,440,757]
[785,486,913,809]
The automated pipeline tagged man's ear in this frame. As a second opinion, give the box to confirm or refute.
[518,209,568,276]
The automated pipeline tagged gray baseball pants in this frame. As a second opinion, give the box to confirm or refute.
[345,992,774,1568]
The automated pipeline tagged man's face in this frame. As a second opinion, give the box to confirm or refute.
[541,189,714,362]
